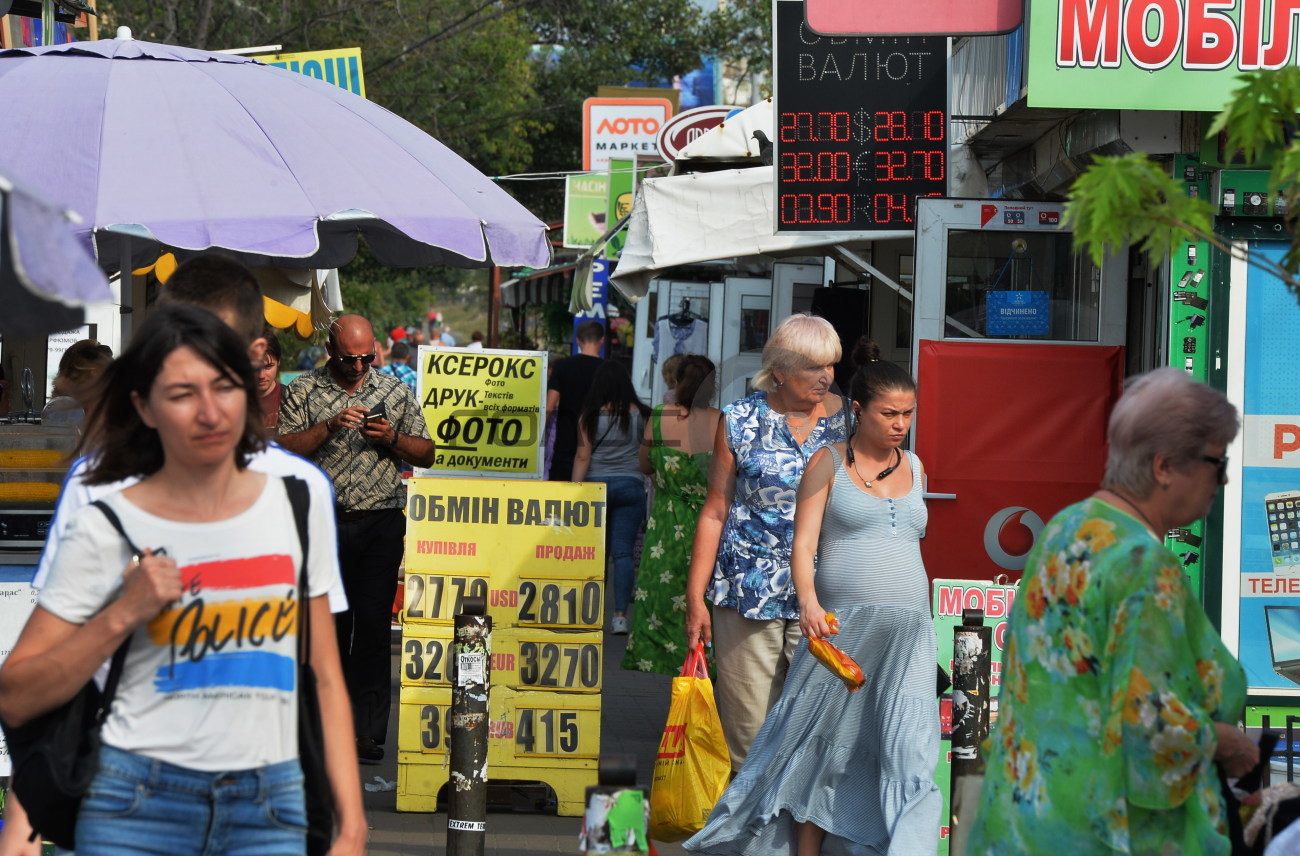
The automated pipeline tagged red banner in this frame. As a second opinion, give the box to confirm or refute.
[915,341,1123,582]
[806,0,1022,37]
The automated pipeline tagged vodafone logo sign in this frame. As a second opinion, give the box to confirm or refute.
[983,507,1044,571]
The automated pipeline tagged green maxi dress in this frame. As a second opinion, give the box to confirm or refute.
[622,406,710,675]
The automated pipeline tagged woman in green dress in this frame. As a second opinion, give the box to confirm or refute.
[623,355,720,674]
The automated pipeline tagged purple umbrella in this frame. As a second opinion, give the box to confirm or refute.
[0,167,112,336]
[0,29,552,272]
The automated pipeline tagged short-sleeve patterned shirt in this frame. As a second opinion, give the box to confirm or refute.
[708,391,847,619]
[279,366,430,511]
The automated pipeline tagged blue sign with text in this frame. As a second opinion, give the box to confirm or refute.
[986,290,1049,336]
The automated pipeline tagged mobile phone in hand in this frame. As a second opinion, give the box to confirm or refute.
[363,401,387,424]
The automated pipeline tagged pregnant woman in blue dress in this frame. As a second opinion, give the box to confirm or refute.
[686,338,940,856]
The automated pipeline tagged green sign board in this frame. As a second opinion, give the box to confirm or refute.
[562,174,609,249]
[1025,0,1295,111]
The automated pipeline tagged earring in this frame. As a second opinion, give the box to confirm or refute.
[774,379,784,389]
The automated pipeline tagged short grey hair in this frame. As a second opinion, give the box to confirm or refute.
[1102,368,1238,498]
[751,313,841,392]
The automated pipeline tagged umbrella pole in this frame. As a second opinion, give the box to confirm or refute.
[40,0,52,45]
[119,238,134,346]
[488,266,501,348]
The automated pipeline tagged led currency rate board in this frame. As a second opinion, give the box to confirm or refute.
[775,0,948,231]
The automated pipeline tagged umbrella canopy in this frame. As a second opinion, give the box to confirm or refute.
[0,31,551,272]
[0,167,113,336]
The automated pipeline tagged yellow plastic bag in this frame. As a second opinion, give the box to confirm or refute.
[648,643,730,842]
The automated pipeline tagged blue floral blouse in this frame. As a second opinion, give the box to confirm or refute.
[707,391,848,619]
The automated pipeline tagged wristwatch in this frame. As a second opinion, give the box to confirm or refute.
[389,429,400,447]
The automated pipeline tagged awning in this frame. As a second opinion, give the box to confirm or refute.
[610,166,911,301]
[501,262,577,308]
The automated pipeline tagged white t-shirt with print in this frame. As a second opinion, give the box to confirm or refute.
[38,477,339,772]
[33,444,347,613]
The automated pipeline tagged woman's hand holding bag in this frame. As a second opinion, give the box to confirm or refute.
[648,643,731,842]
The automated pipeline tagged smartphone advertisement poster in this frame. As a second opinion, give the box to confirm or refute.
[930,577,1017,854]
[1233,243,1300,694]
[415,346,548,480]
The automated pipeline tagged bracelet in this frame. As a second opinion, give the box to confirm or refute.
[389,430,400,447]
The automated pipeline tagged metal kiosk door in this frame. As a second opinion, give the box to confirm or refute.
[911,198,1126,583]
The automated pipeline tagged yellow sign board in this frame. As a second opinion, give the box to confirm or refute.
[260,47,366,98]
[398,479,605,816]
[416,347,547,479]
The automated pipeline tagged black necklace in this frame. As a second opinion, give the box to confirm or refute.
[854,447,902,487]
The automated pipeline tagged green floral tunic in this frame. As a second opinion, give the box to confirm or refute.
[622,406,710,675]
[970,498,1246,856]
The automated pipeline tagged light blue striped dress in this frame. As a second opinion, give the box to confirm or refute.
[685,447,941,856]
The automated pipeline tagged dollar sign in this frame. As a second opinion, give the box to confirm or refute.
[852,109,872,144]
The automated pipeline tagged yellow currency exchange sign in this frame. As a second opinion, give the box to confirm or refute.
[416,347,547,479]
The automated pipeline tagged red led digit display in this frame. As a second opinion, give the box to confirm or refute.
[775,0,948,231]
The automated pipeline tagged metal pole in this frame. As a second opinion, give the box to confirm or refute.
[949,608,991,856]
[487,266,501,349]
[447,595,490,856]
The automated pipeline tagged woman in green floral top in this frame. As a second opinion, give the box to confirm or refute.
[970,368,1259,856]
[623,356,720,675]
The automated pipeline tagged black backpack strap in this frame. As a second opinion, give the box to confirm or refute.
[89,501,136,717]
[90,500,143,558]
[283,477,312,666]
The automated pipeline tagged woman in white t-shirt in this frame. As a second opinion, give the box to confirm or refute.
[0,305,366,856]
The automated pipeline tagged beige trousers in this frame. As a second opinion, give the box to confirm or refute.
[711,606,803,773]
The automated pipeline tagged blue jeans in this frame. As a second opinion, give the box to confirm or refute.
[76,745,306,856]
[594,476,647,613]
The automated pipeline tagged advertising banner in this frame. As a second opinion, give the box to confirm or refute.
[416,346,547,479]
[1234,243,1300,694]
[261,47,366,98]
[1024,0,1292,111]
[583,98,673,171]
[397,478,606,815]
[563,174,610,249]
[931,577,1017,854]
[572,259,609,356]
[916,341,1124,582]
[604,158,635,260]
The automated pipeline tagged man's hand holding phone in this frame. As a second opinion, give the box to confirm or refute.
[326,405,371,433]
[360,402,396,446]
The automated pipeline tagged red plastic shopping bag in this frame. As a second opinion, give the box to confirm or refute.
[648,643,730,842]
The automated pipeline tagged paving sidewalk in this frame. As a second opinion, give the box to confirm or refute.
[362,632,691,855]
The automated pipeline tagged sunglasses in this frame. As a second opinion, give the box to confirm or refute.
[1202,454,1229,483]
[335,352,376,366]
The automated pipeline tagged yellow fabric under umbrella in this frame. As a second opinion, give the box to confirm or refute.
[263,296,315,338]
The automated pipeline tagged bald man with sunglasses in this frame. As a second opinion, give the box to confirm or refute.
[278,314,434,763]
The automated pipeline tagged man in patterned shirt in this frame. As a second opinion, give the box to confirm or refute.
[278,314,435,763]
[379,339,419,393]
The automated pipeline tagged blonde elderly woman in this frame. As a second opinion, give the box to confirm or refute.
[685,313,847,773]
[970,368,1258,856]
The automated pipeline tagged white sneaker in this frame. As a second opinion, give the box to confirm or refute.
[611,616,629,635]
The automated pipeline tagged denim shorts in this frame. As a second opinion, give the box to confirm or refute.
[76,745,306,856]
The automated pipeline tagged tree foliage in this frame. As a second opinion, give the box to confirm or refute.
[1068,68,1300,300]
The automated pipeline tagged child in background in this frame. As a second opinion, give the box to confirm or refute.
[660,353,685,405]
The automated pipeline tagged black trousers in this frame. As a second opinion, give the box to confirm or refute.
[335,508,405,745]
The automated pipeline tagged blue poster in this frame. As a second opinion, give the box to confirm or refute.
[572,259,609,357]
[986,290,1049,336]
[1236,242,1300,692]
